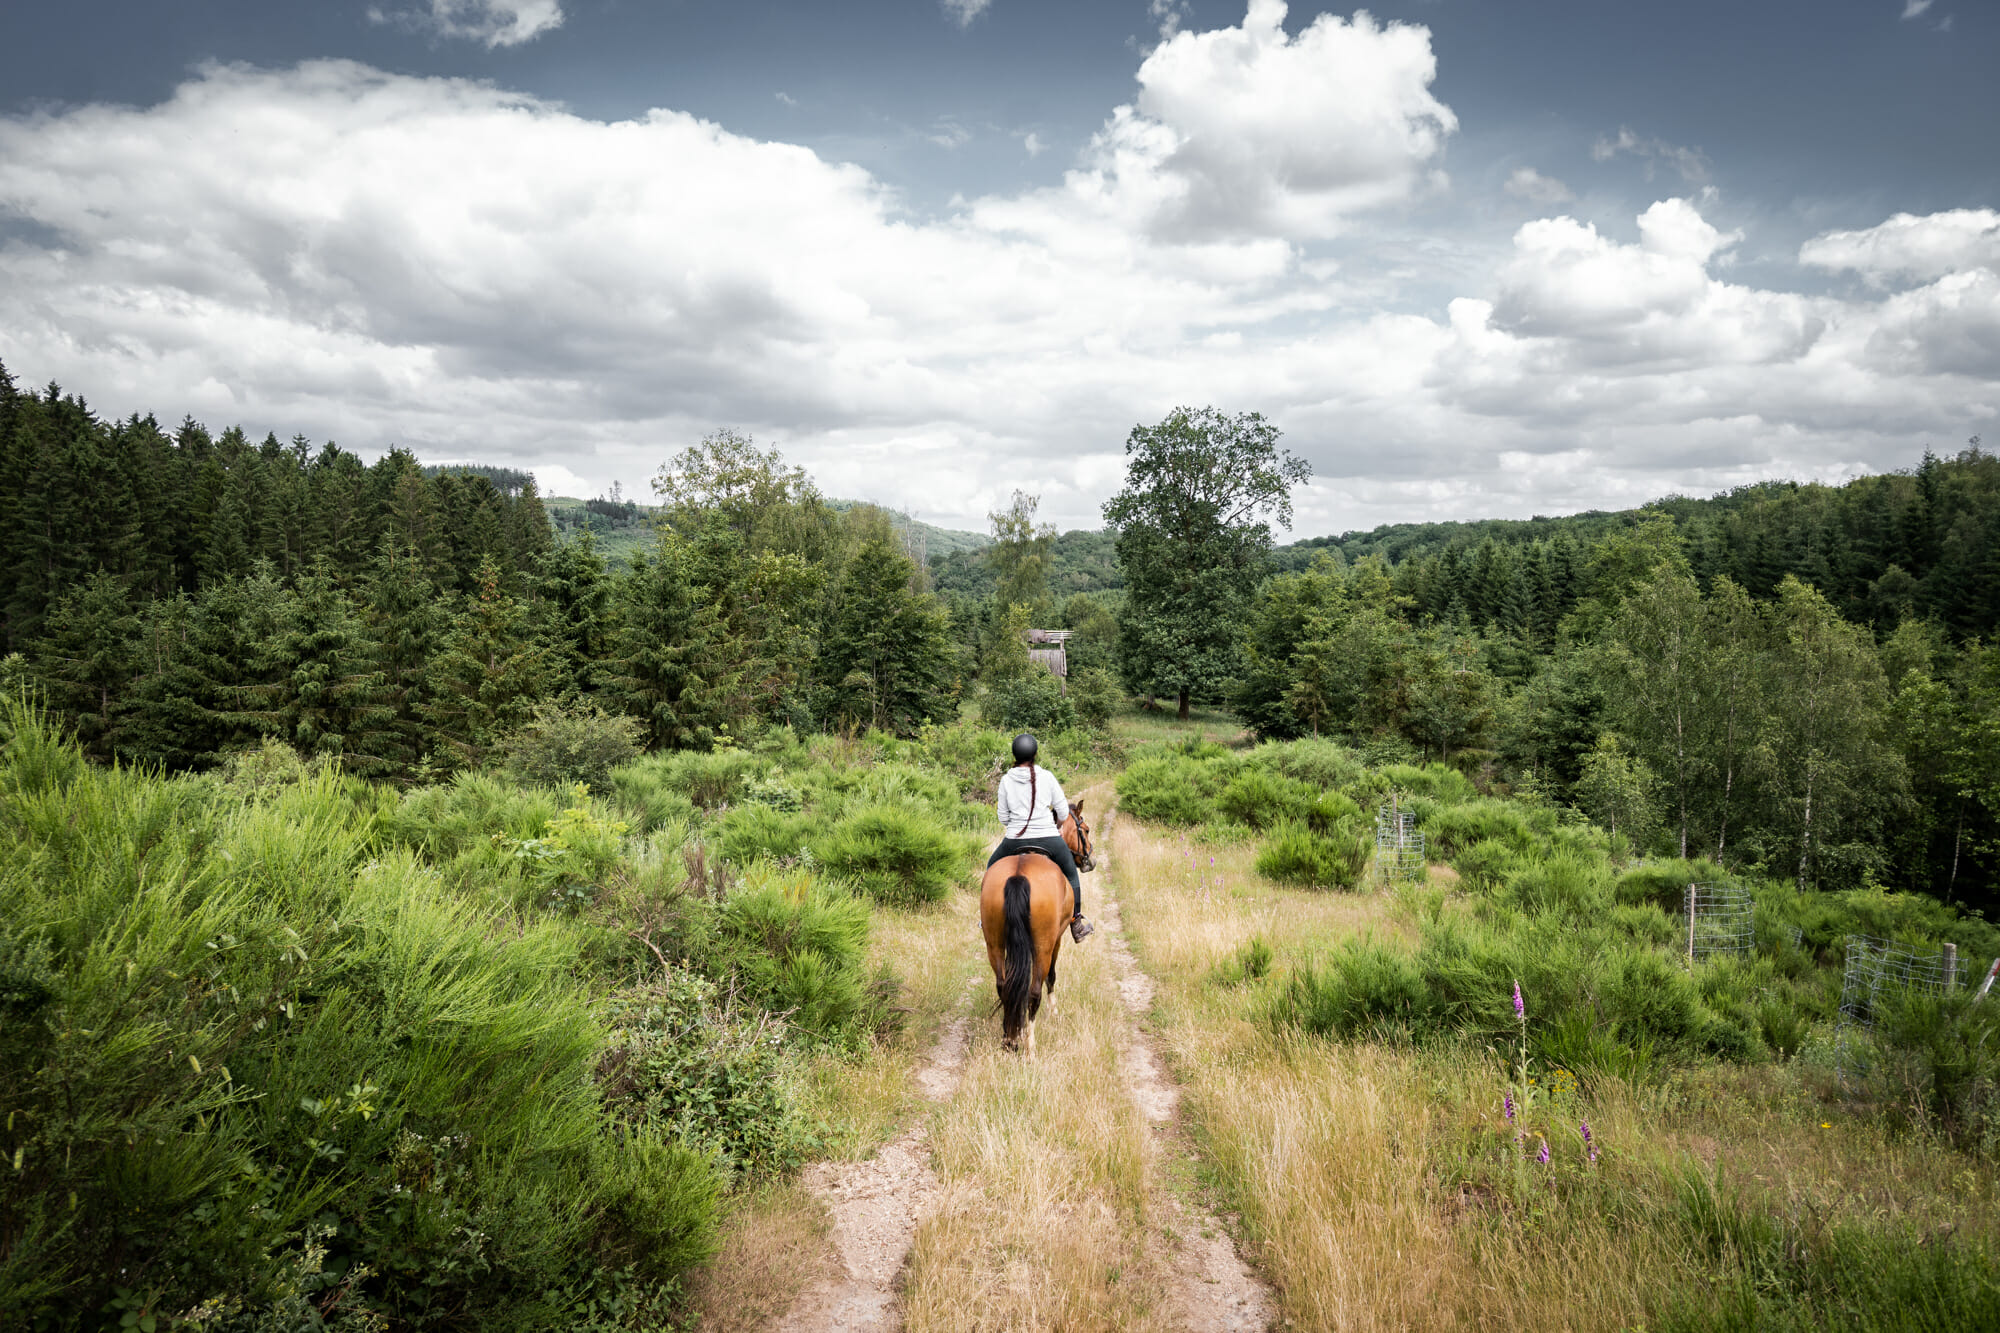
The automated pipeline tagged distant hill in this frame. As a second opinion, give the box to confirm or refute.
[825,500,990,559]
[930,527,1123,600]
[547,495,990,570]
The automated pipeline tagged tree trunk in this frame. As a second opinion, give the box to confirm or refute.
[1177,687,1190,721]
[1796,767,1816,891]
[1948,801,1964,905]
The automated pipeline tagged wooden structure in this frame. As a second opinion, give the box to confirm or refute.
[1026,629,1072,691]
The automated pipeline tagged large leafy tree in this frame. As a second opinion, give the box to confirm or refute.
[1103,406,1310,720]
[987,489,1056,622]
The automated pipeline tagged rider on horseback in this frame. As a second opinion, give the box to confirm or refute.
[987,733,1095,943]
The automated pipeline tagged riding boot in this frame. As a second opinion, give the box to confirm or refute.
[1070,914,1095,942]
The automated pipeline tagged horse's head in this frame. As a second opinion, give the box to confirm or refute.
[1063,798,1094,873]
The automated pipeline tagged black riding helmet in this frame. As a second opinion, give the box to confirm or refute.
[1011,733,1038,765]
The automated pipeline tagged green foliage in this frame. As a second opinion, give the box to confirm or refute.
[1067,666,1121,732]
[1104,405,1311,718]
[1116,755,1221,826]
[717,803,819,865]
[0,710,721,1329]
[981,667,1077,734]
[1659,1167,2000,1330]
[1255,820,1371,890]
[812,804,973,905]
[1269,938,1428,1036]
[600,967,822,1177]
[717,867,880,1042]
[500,700,645,791]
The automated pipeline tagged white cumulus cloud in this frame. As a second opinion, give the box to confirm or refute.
[1901,0,1934,19]
[370,0,564,48]
[0,30,1994,532]
[1085,0,1457,241]
[1800,208,2000,285]
[1504,166,1572,204]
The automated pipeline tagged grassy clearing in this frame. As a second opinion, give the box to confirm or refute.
[1110,810,2000,1331]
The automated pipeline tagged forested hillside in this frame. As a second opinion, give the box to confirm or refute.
[0,366,965,777]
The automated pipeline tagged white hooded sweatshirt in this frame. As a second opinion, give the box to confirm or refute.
[996,763,1070,839]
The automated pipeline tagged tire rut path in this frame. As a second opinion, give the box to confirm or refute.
[1096,805,1278,1333]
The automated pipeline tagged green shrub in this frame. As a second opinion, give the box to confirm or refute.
[717,869,879,1042]
[1870,987,2000,1150]
[1368,762,1478,805]
[0,717,717,1330]
[600,967,822,1176]
[1117,757,1216,826]
[1255,820,1371,890]
[1250,737,1365,790]
[717,804,820,865]
[1614,858,1734,912]
[1067,667,1121,732]
[1500,849,1613,918]
[812,805,972,905]
[1452,837,1519,891]
[605,759,699,834]
[1215,766,1317,829]
[622,749,765,810]
[981,670,1076,734]
[1425,797,1543,858]
[1271,940,1429,1036]
[1306,789,1363,833]
[500,702,646,791]
[379,770,561,860]
[1208,935,1276,986]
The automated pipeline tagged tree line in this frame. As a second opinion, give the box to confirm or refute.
[10,349,1999,911]
[2,369,960,775]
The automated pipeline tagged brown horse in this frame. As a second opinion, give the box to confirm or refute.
[980,800,1094,1054]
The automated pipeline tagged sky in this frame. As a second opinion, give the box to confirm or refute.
[1,1,1996,538]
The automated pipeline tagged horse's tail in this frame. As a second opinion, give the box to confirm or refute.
[999,871,1038,1041]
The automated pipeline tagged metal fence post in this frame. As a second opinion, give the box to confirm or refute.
[1686,883,1697,962]
[1944,942,1958,991]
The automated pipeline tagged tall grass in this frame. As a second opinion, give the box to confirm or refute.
[1107,811,2000,1333]
[0,702,731,1329]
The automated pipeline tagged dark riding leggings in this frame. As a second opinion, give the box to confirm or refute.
[988,836,1083,917]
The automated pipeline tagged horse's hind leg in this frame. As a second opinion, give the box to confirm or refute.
[1045,961,1058,1016]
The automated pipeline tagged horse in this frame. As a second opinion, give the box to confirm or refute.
[980,800,1094,1054]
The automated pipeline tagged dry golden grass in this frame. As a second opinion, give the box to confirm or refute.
[1108,813,2000,1332]
[686,1181,837,1333]
[793,887,991,1160]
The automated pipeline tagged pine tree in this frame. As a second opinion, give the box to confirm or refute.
[424,557,550,766]
[33,570,139,758]
[817,537,958,735]
[257,564,398,775]
[604,534,733,749]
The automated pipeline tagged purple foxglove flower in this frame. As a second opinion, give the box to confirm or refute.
[1504,1092,1514,1121]
[1537,1139,1550,1165]
[1513,980,1525,1019]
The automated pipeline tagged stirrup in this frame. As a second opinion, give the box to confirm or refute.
[1070,915,1095,943]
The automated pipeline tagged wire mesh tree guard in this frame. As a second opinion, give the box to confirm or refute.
[1682,882,1755,962]
[1376,802,1425,883]
[1834,935,1967,1084]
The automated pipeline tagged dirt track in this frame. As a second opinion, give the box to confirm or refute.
[774,795,1275,1332]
